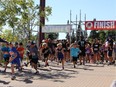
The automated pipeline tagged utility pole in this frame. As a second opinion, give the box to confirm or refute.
[39,0,46,45]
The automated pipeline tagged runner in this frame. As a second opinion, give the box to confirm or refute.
[55,43,65,69]
[85,44,92,63]
[113,42,116,64]
[78,36,86,65]
[92,38,100,64]
[1,43,10,72]
[17,42,25,69]
[9,43,21,80]
[104,40,109,64]
[70,43,81,68]
[41,43,50,67]
[107,43,113,65]
[29,42,39,74]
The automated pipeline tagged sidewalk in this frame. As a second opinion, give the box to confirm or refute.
[0,61,116,87]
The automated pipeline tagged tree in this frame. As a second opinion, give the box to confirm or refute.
[89,30,116,42]
[0,0,52,42]
[71,29,76,43]
[48,33,59,40]
[98,30,106,42]
[0,29,18,42]
[105,30,116,40]
[89,30,99,39]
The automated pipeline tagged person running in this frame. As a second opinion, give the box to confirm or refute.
[85,44,92,63]
[107,36,114,64]
[25,40,31,66]
[113,42,116,64]
[55,43,65,69]
[78,36,86,65]
[47,39,55,61]
[104,40,109,63]
[64,41,70,62]
[1,43,10,72]
[0,43,3,66]
[17,42,25,69]
[70,43,81,68]
[15,42,18,49]
[92,38,100,64]
[107,43,113,65]
[99,44,105,64]
[9,43,21,80]
[41,43,50,67]
[29,42,39,74]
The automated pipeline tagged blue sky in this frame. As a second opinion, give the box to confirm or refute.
[35,0,116,39]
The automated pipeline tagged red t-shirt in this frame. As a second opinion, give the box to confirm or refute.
[17,47,25,58]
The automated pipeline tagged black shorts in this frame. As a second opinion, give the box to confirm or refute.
[4,57,9,62]
[108,51,112,57]
[79,52,85,56]
[30,59,38,64]
[104,51,107,53]
[72,56,79,61]
[29,55,32,60]
[94,51,99,54]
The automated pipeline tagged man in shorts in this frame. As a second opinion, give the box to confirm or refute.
[28,42,39,74]
[78,36,86,65]
[1,43,10,72]
[9,43,21,80]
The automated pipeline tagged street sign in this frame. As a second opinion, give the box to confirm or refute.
[85,21,116,30]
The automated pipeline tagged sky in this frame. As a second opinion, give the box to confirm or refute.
[34,0,116,39]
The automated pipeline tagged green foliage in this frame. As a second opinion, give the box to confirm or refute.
[89,30,99,39]
[1,29,18,42]
[48,33,59,40]
[0,0,52,43]
[89,30,116,42]
[71,30,76,43]
[98,31,106,42]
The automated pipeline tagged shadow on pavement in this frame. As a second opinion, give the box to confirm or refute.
[53,79,64,83]
[85,64,104,67]
[0,80,10,85]
[23,79,33,84]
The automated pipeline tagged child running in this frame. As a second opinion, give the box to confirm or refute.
[70,43,81,68]
[55,43,65,69]
[41,43,50,67]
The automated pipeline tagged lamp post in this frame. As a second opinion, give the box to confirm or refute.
[39,0,46,45]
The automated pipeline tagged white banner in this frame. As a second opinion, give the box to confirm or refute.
[42,25,72,33]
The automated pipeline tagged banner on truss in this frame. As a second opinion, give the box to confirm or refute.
[85,20,116,30]
[42,24,72,33]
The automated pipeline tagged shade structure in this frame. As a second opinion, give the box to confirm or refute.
[0,38,8,43]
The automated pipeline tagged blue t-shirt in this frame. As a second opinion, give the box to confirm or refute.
[1,46,10,52]
[10,47,20,59]
[1,46,10,58]
[70,47,80,57]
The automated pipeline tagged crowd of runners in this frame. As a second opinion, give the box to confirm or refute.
[0,36,116,80]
